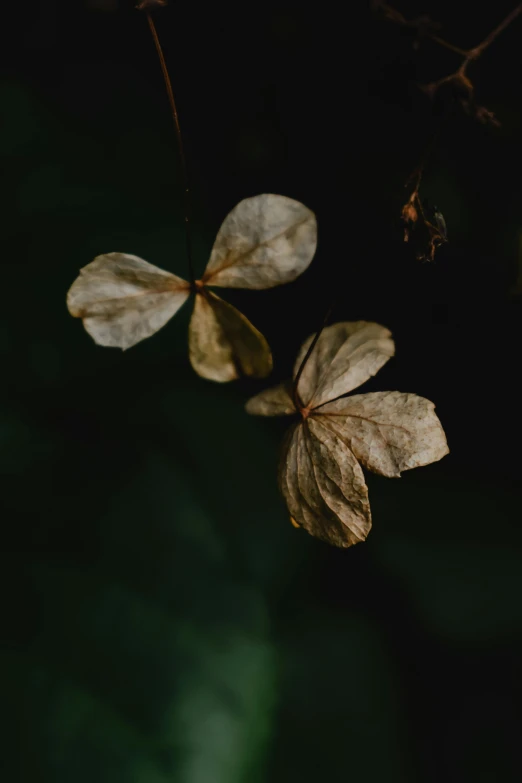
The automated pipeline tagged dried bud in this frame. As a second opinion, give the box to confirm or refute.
[401,197,418,243]
[136,0,167,10]
[421,222,446,262]
[402,200,418,226]
[401,192,448,262]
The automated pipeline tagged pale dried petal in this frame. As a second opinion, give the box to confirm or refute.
[67,253,190,350]
[189,291,272,382]
[318,391,449,477]
[202,194,317,289]
[278,418,371,548]
[245,382,296,416]
[293,321,395,409]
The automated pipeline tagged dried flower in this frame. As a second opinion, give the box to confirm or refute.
[246,321,448,547]
[67,194,317,381]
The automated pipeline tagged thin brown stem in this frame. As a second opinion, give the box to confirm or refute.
[421,4,522,103]
[145,11,195,286]
[469,3,522,60]
[293,300,336,412]
[404,103,446,202]
[429,36,468,57]
[373,1,464,54]
[376,2,522,74]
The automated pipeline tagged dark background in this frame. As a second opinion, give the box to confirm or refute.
[2,1,522,780]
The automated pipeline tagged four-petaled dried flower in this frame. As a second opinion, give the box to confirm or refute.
[67,194,317,382]
[246,321,449,548]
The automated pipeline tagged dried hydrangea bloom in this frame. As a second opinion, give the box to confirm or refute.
[246,321,449,547]
[67,194,317,381]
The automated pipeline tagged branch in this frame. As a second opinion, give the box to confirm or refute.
[375,1,522,126]
[371,1,465,53]
[375,2,522,260]
[469,3,522,59]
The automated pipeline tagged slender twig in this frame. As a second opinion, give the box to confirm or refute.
[446,3,522,84]
[401,105,450,261]
[468,3,522,60]
[407,3,522,123]
[144,10,195,286]
[429,35,467,57]
[293,300,337,412]
[374,1,522,65]
[404,103,447,201]
[394,4,522,258]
